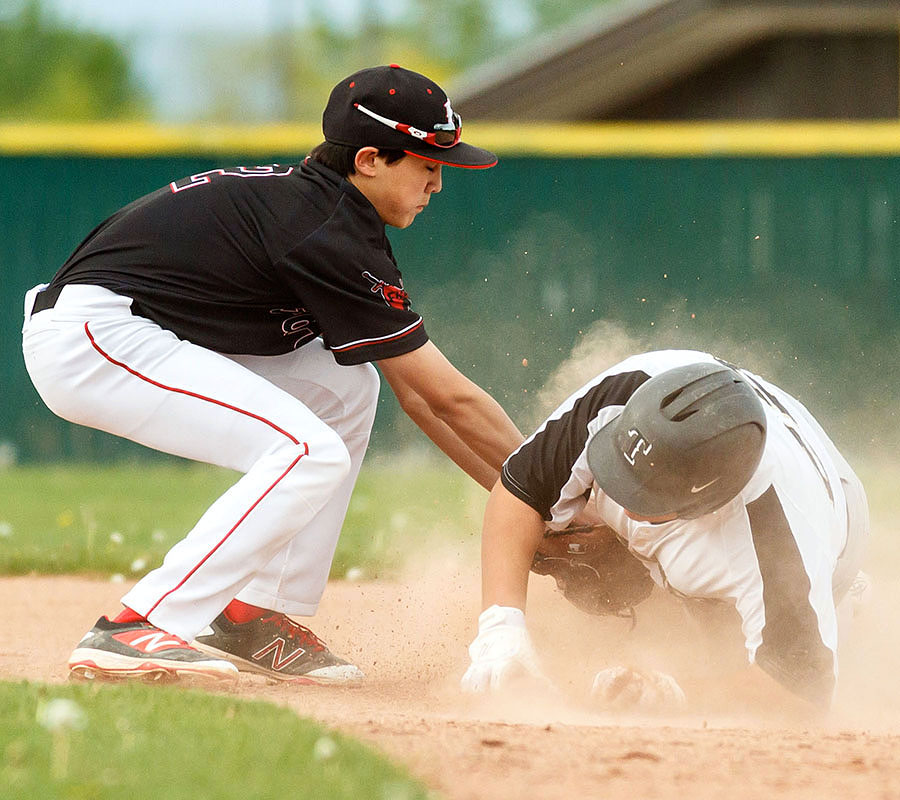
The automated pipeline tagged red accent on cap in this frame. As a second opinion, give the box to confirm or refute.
[349,81,355,88]
[404,150,498,170]
[426,88,433,94]
[389,63,400,68]
[389,88,396,95]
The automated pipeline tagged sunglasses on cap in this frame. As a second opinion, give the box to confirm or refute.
[354,100,462,148]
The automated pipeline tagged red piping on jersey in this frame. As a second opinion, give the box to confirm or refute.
[144,449,307,617]
[82,321,310,615]
[332,318,424,353]
[83,322,300,444]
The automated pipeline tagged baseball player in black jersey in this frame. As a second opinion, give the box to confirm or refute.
[461,350,869,711]
[22,65,523,684]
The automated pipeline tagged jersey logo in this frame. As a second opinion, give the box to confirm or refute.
[362,271,409,310]
[169,165,295,193]
[269,307,320,349]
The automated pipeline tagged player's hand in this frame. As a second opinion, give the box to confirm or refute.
[591,666,687,711]
[460,605,546,692]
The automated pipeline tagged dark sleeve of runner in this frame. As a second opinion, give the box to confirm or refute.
[501,370,650,520]
[747,485,836,706]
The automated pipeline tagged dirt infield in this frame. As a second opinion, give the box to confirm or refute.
[3,566,900,800]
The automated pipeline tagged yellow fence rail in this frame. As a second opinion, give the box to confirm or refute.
[5,121,900,157]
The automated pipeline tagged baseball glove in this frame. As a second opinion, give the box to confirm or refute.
[531,527,654,619]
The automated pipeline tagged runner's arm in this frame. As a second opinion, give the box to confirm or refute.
[479,481,545,610]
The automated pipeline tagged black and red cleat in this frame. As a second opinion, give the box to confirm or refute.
[194,612,363,684]
[68,616,238,685]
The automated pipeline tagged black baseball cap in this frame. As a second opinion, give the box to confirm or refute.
[323,64,497,169]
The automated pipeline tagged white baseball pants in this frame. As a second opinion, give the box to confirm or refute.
[22,284,379,641]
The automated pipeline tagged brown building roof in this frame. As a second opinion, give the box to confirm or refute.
[451,0,900,120]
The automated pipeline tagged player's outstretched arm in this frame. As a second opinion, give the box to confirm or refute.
[378,341,523,490]
[461,482,550,692]
[480,482,545,610]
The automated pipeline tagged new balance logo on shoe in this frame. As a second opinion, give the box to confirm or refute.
[115,630,190,653]
[252,638,307,671]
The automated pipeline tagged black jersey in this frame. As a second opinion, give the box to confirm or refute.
[44,160,429,364]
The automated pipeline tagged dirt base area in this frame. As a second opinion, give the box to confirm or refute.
[3,566,900,800]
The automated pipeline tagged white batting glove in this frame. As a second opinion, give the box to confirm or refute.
[591,666,687,711]
[460,605,546,693]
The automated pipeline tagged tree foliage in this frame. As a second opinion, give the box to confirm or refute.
[0,0,147,120]
[0,0,609,123]
[203,0,610,123]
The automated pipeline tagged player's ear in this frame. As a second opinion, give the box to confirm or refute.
[353,147,381,177]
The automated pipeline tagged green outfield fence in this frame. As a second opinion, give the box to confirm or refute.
[2,122,899,463]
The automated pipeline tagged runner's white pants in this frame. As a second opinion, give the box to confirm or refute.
[22,284,379,641]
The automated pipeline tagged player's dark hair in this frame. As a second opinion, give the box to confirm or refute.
[307,142,406,176]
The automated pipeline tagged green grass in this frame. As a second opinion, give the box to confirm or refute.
[0,458,485,579]
[1,455,893,581]
[0,680,432,800]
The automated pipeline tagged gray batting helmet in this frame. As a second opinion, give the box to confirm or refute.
[586,362,767,519]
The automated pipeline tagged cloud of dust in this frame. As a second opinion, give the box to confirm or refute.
[527,305,873,430]
[831,570,900,731]
[508,276,899,465]
[428,317,897,730]
[524,322,900,730]
[376,308,899,730]
[406,564,900,731]
[377,502,900,730]
[388,540,482,685]
[530,319,644,420]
